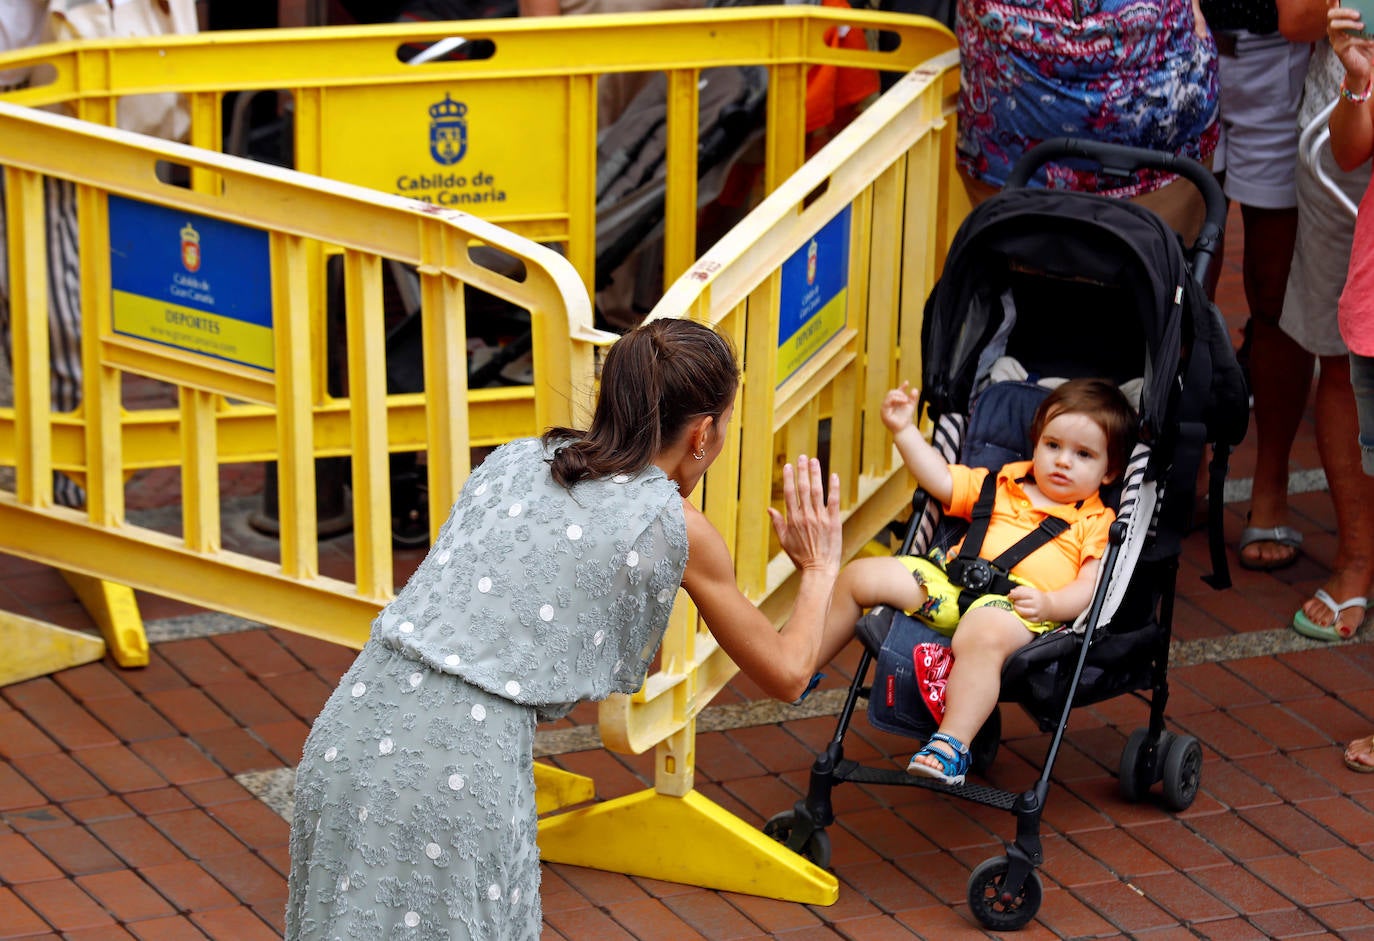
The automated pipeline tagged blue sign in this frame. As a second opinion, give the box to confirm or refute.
[108,196,273,371]
[777,206,851,386]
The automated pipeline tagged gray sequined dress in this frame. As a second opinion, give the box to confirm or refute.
[285,438,688,940]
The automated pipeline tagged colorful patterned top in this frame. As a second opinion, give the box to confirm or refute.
[957,0,1220,196]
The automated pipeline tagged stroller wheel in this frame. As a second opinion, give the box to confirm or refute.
[1118,728,1153,803]
[967,855,1042,931]
[762,810,832,869]
[1161,734,1203,811]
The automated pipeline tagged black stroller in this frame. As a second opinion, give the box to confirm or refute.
[762,140,1249,931]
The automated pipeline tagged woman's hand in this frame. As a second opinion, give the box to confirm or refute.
[1331,0,1374,89]
[880,382,919,434]
[767,455,842,577]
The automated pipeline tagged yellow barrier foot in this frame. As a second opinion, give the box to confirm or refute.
[0,610,107,686]
[60,571,149,668]
[533,762,596,815]
[537,787,839,904]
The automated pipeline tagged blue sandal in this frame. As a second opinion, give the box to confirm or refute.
[906,731,970,784]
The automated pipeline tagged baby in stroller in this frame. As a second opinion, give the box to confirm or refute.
[817,377,1135,784]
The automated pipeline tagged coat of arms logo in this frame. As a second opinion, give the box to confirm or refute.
[181,222,201,273]
[429,94,468,166]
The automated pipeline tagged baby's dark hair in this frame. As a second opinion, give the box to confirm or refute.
[543,318,739,487]
[1029,378,1136,482]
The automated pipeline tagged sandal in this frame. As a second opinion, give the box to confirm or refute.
[1292,590,1370,642]
[1346,735,1374,773]
[906,730,970,785]
[1238,523,1303,572]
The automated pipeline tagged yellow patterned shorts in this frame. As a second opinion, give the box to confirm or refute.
[897,551,1058,636]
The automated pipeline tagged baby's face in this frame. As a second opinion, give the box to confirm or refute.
[1030,412,1112,505]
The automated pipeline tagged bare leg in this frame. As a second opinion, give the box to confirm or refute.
[908,606,1031,773]
[815,556,926,667]
[1239,203,1307,569]
[1296,355,1374,635]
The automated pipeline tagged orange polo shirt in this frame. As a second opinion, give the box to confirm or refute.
[944,460,1114,592]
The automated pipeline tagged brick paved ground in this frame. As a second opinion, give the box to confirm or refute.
[4,203,1374,941]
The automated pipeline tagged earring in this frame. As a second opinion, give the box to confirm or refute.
[693,448,706,461]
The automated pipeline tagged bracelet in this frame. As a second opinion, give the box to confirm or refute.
[1342,76,1374,103]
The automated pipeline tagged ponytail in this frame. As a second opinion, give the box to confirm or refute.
[545,319,738,487]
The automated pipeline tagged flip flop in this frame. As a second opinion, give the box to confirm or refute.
[1292,589,1370,642]
[1346,735,1374,773]
[1238,524,1303,572]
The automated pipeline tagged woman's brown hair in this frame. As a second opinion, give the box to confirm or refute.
[544,318,739,487]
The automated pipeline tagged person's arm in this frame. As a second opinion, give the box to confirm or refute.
[680,456,842,703]
[1278,0,1329,41]
[1008,559,1100,623]
[882,382,954,505]
[518,0,562,15]
[1329,0,1374,170]
[1191,0,1210,37]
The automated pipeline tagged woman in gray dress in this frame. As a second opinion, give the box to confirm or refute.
[285,317,843,940]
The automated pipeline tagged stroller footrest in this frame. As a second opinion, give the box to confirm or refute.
[833,760,1018,811]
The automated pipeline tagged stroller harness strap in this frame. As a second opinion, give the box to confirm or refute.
[942,471,1070,612]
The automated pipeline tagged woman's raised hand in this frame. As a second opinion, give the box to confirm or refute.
[767,455,842,576]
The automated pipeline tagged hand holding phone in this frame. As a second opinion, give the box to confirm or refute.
[1341,0,1374,39]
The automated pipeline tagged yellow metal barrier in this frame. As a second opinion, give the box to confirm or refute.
[0,12,964,903]
[0,8,956,296]
[0,7,954,665]
[538,51,965,902]
[0,100,608,680]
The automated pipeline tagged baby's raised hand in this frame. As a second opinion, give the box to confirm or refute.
[880,382,919,433]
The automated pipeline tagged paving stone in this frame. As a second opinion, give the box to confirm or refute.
[0,833,63,885]
[87,817,185,870]
[10,753,106,805]
[128,739,222,786]
[0,886,51,940]
[124,915,210,941]
[186,906,282,941]
[121,788,195,818]
[3,681,119,752]
[197,853,287,907]
[11,879,113,933]
[142,689,235,736]
[209,631,303,679]
[0,761,48,812]
[73,870,176,923]
[69,745,167,795]
[0,712,62,759]
[147,809,248,861]
[137,860,238,913]
[204,799,290,850]
[26,825,124,876]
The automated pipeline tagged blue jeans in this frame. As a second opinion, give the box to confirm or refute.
[1350,353,1374,475]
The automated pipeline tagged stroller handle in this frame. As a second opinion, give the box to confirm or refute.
[1003,138,1227,285]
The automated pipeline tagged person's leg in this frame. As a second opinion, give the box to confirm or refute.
[907,605,1030,776]
[815,555,927,666]
[0,175,85,507]
[1239,201,1308,569]
[44,178,84,508]
[1294,355,1374,637]
[1352,352,1374,476]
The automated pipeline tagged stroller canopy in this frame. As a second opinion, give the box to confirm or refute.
[919,188,1206,447]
